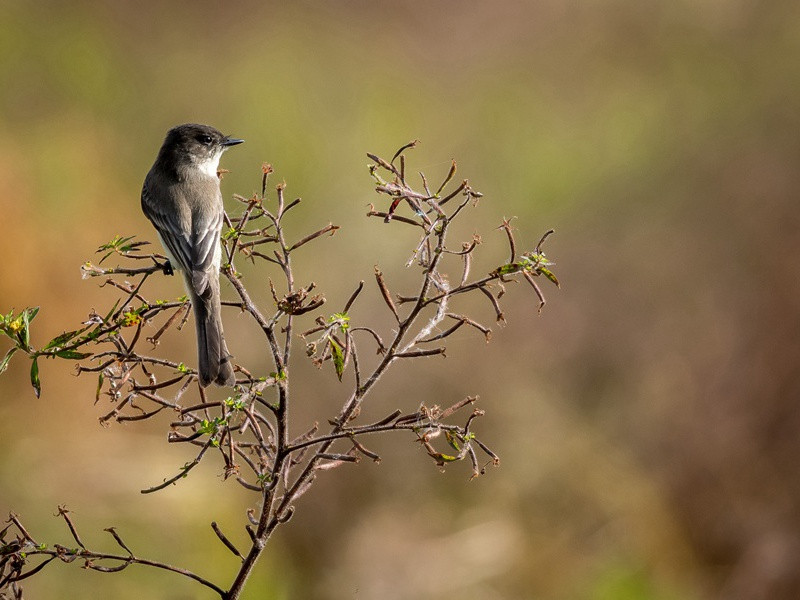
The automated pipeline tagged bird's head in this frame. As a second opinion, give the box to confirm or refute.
[159,123,244,178]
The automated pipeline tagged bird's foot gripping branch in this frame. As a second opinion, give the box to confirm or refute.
[0,142,559,599]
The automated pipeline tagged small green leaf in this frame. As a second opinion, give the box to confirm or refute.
[44,326,90,350]
[101,299,121,326]
[82,327,102,343]
[0,347,18,375]
[96,373,104,403]
[20,308,38,349]
[495,263,519,276]
[97,235,139,264]
[30,357,41,398]
[539,266,560,288]
[433,452,458,463]
[445,431,461,452]
[54,350,92,360]
[328,312,350,332]
[329,336,345,381]
[224,396,246,410]
[199,416,227,436]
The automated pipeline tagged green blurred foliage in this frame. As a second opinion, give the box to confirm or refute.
[2,1,800,598]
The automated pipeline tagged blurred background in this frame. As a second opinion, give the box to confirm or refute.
[1,1,799,598]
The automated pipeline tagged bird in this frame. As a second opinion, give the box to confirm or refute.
[141,123,243,387]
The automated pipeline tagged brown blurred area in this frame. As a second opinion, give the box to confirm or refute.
[2,1,800,598]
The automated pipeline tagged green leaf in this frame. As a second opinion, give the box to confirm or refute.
[329,336,345,381]
[445,431,461,452]
[433,452,458,463]
[539,266,560,288]
[102,299,121,325]
[0,347,18,375]
[224,396,246,411]
[495,263,519,276]
[44,326,91,350]
[30,357,41,398]
[54,350,92,360]
[97,235,139,264]
[328,312,350,332]
[96,372,104,403]
[198,417,226,436]
[20,307,39,349]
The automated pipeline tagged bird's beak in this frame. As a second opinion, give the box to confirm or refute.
[222,137,244,147]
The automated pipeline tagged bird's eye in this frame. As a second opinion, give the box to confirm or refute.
[197,134,213,145]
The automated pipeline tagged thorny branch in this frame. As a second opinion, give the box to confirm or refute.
[0,142,558,599]
[0,510,225,597]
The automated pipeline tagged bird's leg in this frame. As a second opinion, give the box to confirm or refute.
[161,259,174,276]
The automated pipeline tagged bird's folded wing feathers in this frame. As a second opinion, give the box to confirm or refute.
[190,212,223,296]
[192,214,223,273]
[142,180,223,297]
[141,181,194,273]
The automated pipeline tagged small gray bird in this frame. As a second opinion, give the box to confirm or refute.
[141,124,243,387]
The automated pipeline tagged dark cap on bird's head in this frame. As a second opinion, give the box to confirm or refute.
[155,123,244,175]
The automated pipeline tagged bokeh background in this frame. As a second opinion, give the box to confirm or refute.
[2,1,799,599]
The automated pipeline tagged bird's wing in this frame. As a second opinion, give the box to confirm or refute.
[189,208,223,296]
[141,178,194,274]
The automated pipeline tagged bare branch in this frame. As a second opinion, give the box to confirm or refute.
[374,267,400,323]
[211,522,244,561]
[343,281,365,313]
[394,347,446,359]
[498,218,517,263]
[140,440,214,494]
[287,224,339,252]
[390,140,419,164]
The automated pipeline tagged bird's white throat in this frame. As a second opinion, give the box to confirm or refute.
[196,150,223,178]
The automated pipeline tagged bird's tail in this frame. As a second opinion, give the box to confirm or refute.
[191,279,235,387]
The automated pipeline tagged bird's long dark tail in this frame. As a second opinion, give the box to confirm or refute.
[191,279,234,387]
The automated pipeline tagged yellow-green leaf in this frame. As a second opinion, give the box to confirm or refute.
[329,336,345,381]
